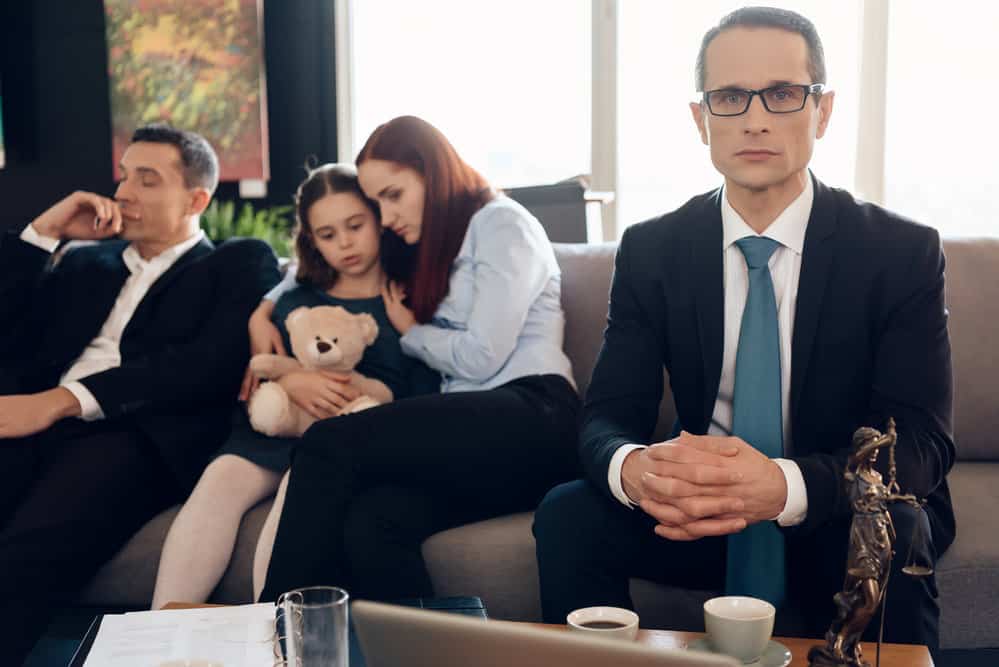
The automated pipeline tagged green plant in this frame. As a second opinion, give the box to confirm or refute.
[200,200,295,258]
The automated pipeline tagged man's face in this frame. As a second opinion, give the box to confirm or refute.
[114,141,202,243]
[690,27,834,191]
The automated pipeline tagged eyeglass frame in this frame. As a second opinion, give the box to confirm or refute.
[699,83,825,117]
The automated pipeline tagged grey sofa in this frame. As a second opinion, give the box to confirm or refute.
[81,238,999,650]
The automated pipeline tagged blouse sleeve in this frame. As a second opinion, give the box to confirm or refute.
[264,262,300,302]
[400,205,554,381]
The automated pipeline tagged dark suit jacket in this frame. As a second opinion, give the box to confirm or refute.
[580,176,955,554]
[0,230,281,488]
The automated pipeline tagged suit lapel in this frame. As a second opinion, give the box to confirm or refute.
[125,237,214,334]
[142,237,214,303]
[691,189,726,431]
[71,241,131,350]
[790,175,839,430]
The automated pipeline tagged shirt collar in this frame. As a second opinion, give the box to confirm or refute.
[122,230,205,274]
[721,175,813,256]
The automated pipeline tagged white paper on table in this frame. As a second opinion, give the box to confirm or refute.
[82,603,275,667]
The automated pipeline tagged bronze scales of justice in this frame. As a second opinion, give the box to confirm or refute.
[807,418,934,667]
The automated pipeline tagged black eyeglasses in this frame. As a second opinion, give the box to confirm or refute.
[701,83,825,116]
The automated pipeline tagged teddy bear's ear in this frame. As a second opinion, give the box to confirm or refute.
[285,307,310,330]
[356,313,379,345]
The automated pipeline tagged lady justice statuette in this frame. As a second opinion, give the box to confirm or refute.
[808,418,932,667]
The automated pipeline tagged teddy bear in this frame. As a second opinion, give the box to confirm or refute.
[247,305,392,437]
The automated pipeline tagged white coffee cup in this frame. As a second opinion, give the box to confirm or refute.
[703,596,775,663]
[567,606,640,640]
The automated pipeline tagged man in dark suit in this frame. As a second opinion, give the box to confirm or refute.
[0,124,280,660]
[534,7,953,650]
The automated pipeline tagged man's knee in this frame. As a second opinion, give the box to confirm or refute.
[533,479,606,548]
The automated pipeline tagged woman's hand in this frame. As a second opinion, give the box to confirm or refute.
[240,300,285,401]
[277,370,361,420]
[381,280,417,335]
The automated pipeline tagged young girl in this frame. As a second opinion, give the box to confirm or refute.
[256,116,581,603]
[151,163,438,607]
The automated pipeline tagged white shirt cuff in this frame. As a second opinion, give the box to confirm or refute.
[20,224,61,253]
[773,458,808,526]
[62,382,105,421]
[608,444,647,508]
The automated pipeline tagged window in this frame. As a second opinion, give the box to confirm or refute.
[342,1,997,239]
[350,0,591,189]
[883,1,999,237]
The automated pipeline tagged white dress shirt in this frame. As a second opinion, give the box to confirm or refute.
[607,178,813,527]
[20,223,205,420]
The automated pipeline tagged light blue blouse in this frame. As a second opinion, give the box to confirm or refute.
[266,196,574,394]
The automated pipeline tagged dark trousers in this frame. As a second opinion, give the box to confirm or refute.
[533,479,940,648]
[0,419,178,663]
[260,374,580,602]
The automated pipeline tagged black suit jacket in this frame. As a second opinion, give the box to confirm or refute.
[0,230,281,488]
[580,176,955,552]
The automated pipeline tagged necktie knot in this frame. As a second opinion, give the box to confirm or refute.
[735,236,781,269]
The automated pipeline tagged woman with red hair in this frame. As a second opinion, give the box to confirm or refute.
[257,116,580,600]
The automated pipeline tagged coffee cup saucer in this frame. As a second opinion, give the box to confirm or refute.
[688,637,791,666]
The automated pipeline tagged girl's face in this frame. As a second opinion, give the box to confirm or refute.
[307,192,381,277]
[358,159,426,245]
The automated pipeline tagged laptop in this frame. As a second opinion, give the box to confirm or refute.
[352,600,739,667]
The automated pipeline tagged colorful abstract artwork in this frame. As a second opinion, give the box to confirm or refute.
[104,0,269,181]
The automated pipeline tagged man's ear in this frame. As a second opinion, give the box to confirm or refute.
[814,90,835,140]
[690,101,710,146]
[188,188,212,216]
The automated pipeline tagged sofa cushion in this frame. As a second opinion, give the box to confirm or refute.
[423,512,541,622]
[79,500,272,607]
[936,462,999,648]
[553,243,677,440]
[941,239,999,461]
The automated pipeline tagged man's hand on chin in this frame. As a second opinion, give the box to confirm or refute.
[0,388,82,439]
[630,431,789,541]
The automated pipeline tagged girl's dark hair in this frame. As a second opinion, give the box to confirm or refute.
[293,162,413,290]
[356,116,493,323]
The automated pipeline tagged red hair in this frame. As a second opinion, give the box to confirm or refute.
[356,116,493,323]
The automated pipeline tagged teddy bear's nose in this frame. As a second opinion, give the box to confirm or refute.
[316,341,332,353]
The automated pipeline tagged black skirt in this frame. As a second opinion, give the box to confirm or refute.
[215,404,298,472]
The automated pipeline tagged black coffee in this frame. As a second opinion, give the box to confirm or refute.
[580,621,626,629]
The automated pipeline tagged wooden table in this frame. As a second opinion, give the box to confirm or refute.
[163,604,932,666]
[535,624,933,667]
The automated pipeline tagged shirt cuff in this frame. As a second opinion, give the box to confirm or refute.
[20,224,61,253]
[608,444,647,508]
[62,381,105,421]
[773,458,808,526]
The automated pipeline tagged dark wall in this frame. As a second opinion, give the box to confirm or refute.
[0,0,338,231]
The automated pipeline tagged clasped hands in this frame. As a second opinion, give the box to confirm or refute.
[622,431,789,541]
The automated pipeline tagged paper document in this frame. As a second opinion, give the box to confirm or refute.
[83,603,275,666]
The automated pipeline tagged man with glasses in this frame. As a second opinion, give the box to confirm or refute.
[534,6,953,651]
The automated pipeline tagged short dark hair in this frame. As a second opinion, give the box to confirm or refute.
[130,123,220,193]
[293,162,412,291]
[695,6,826,91]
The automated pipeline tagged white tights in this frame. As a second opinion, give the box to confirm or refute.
[151,455,282,608]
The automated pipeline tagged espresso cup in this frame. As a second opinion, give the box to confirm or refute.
[703,596,775,663]
[567,606,639,641]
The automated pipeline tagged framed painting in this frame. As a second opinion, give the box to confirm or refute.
[104,0,269,181]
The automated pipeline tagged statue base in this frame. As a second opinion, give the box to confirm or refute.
[807,644,869,667]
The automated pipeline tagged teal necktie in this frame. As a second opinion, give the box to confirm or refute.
[726,236,786,607]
